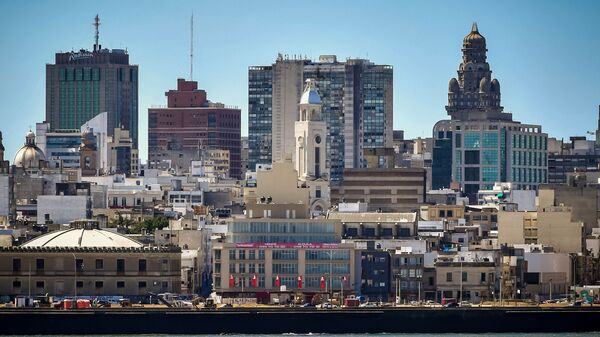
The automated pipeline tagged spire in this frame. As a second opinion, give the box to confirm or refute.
[93,14,101,52]
[471,22,478,33]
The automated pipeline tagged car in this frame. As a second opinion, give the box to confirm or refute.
[570,300,583,307]
[459,301,472,307]
[300,303,315,308]
[319,302,337,309]
[359,302,379,308]
[444,302,459,308]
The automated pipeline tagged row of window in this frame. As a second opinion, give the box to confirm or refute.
[12,258,164,272]
[13,280,167,290]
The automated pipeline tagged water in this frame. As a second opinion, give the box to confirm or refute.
[5,331,600,337]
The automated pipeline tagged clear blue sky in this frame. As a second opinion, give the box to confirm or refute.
[1,0,599,161]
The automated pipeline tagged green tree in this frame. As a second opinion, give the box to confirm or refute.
[129,216,169,234]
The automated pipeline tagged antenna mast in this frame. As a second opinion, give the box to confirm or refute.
[190,13,194,81]
[93,14,100,52]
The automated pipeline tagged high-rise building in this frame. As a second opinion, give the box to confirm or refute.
[248,54,393,181]
[432,24,547,198]
[45,15,139,148]
[148,79,241,178]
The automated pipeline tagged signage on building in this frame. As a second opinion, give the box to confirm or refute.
[69,51,94,62]
[234,243,340,249]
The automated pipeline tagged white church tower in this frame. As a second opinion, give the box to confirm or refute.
[295,79,330,214]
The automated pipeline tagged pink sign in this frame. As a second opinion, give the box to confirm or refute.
[234,243,340,249]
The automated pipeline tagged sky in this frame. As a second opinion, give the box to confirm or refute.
[1,0,599,162]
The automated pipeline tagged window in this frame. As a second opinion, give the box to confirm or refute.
[214,250,221,260]
[117,281,125,288]
[36,259,44,270]
[446,272,452,282]
[229,250,236,260]
[13,259,21,272]
[248,250,256,260]
[95,259,104,270]
[229,263,235,273]
[238,250,246,260]
[464,150,480,164]
[36,281,45,288]
[481,273,486,282]
[428,277,434,286]
[76,259,84,271]
[139,259,147,272]
[465,167,479,181]
[138,281,147,288]
[464,132,480,148]
[13,280,21,288]
[462,272,468,282]
[76,281,83,288]
[117,259,125,273]
[95,281,103,289]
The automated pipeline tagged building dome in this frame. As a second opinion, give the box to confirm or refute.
[13,130,46,169]
[448,78,460,93]
[463,22,486,48]
[490,78,500,92]
[479,77,491,93]
[22,228,143,248]
[300,79,321,105]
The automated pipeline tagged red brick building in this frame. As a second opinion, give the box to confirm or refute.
[148,79,241,178]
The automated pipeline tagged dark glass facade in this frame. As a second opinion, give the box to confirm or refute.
[46,49,139,148]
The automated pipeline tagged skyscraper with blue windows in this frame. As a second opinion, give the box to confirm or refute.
[432,24,547,198]
[248,55,393,182]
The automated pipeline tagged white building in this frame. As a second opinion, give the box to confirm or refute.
[37,195,89,225]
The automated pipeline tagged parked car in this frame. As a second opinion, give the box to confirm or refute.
[319,302,338,309]
[459,301,472,307]
[444,302,459,308]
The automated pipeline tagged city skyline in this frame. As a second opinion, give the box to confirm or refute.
[1,0,600,161]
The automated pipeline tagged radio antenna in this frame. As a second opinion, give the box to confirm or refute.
[190,13,194,81]
[93,14,100,52]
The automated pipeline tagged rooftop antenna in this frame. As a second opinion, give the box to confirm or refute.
[93,14,100,52]
[190,12,194,81]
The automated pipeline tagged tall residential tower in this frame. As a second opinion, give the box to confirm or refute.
[248,55,393,181]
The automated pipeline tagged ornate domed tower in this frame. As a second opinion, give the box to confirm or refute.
[295,79,330,214]
[0,131,4,162]
[446,23,508,121]
[13,130,46,170]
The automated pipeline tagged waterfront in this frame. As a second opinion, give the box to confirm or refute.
[4,331,600,337]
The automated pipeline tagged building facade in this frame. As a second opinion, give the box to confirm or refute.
[248,55,393,181]
[331,168,426,212]
[148,79,241,178]
[46,20,139,148]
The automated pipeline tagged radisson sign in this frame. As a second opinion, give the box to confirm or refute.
[69,51,94,62]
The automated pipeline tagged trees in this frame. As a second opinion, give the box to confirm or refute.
[129,216,169,234]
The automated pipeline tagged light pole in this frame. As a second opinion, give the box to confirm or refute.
[71,252,77,309]
[459,257,463,304]
[549,278,552,301]
[499,275,503,307]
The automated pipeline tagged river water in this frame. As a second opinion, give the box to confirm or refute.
[5,331,600,337]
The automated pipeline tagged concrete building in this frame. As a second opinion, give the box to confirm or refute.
[36,123,81,169]
[45,16,139,148]
[81,112,110,175]
[538,183,600,235]
[108,128,139,176]
[148,79,241,178]
[248,54,393,181]
[331,168,426,212]
[328,212,417,239]
[435,253,496,303]
[0,226,180,297]
[212,217,356,301]
[432,24,547,198]
[548,135,600,184]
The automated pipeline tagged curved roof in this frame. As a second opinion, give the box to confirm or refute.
[300,79,321,105]
[14,131,46,168]
[22,228,143,248]
[463,22,486,47]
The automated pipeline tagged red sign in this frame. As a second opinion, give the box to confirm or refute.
[320,276,325,289]
[275,275,281,288]
[251,274,257,287]
[234,243,340,249]
[229,275,235,287]
[297,275,303,289]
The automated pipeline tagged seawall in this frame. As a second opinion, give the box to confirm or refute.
[0,307,598,334]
